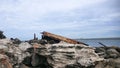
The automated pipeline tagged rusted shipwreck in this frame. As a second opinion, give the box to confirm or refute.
[41,31,88,45]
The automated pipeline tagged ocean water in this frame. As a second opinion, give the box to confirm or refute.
[77,39,120,47]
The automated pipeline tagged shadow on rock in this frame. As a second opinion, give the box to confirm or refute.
[22,53,53,68]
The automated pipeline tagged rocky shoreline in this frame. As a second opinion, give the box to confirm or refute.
[0,31,120,68]
[0,39,120,68]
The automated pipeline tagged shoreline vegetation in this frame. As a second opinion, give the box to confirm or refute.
[0,31,120,68]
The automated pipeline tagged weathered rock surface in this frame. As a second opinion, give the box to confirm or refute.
[0,39,120,68]
[0,39,11,52]
[25,43,104,68]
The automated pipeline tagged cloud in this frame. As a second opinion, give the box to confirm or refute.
[0,0,107,20]
[0,0,120,40]
[0,0,108,29]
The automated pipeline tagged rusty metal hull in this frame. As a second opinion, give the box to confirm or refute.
[41,31,87,45]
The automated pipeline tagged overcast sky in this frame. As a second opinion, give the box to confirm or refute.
[0,0,120,40]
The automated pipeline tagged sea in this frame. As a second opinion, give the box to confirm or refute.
[77,38,120,47]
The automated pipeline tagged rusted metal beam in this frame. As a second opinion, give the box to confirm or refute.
[41,31,87,45]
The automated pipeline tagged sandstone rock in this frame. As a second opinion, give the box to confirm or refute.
[18,42,32,51]
[75,47,103,67]
[0,39,11,45]
[45,43,104,68]
[0,54,12,68]
[0,41,12,54]
[94,58,120,68]
[0,45,8,52]
[106,48,120,58]
[1,39,119,68]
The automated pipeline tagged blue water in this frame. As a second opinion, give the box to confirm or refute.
[77,39,120,47]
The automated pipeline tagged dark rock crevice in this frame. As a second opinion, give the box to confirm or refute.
[22,53,53,68]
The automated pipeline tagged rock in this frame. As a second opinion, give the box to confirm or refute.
[22,53,53,68]
[95,47,106,53]
[1,38,120,68]
[11,38,21,44]
[0,42,31,68]
[45,43,104,68]
[38,39,48,45]
[106,48,120,58]
[0,54,12,68]
[76,47,103,67]
[0,45,8,52]
[0,31,6,39]
[19,64,30,68]
[0,39,11,52]
[95,58,120,68]
[95,46,120,59]
[18,42,32,51]
[113,58,120,68]
[0,39,12,45]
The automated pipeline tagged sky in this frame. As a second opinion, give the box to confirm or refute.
[0,0,120,40]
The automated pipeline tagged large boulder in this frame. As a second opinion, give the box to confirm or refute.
[76,47,103,67]
[25,43,97,68]
[45,43,104,68]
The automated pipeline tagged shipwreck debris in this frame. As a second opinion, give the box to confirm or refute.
[34,33,38,40]
[98,42,108,49]
[41,31,88,45]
